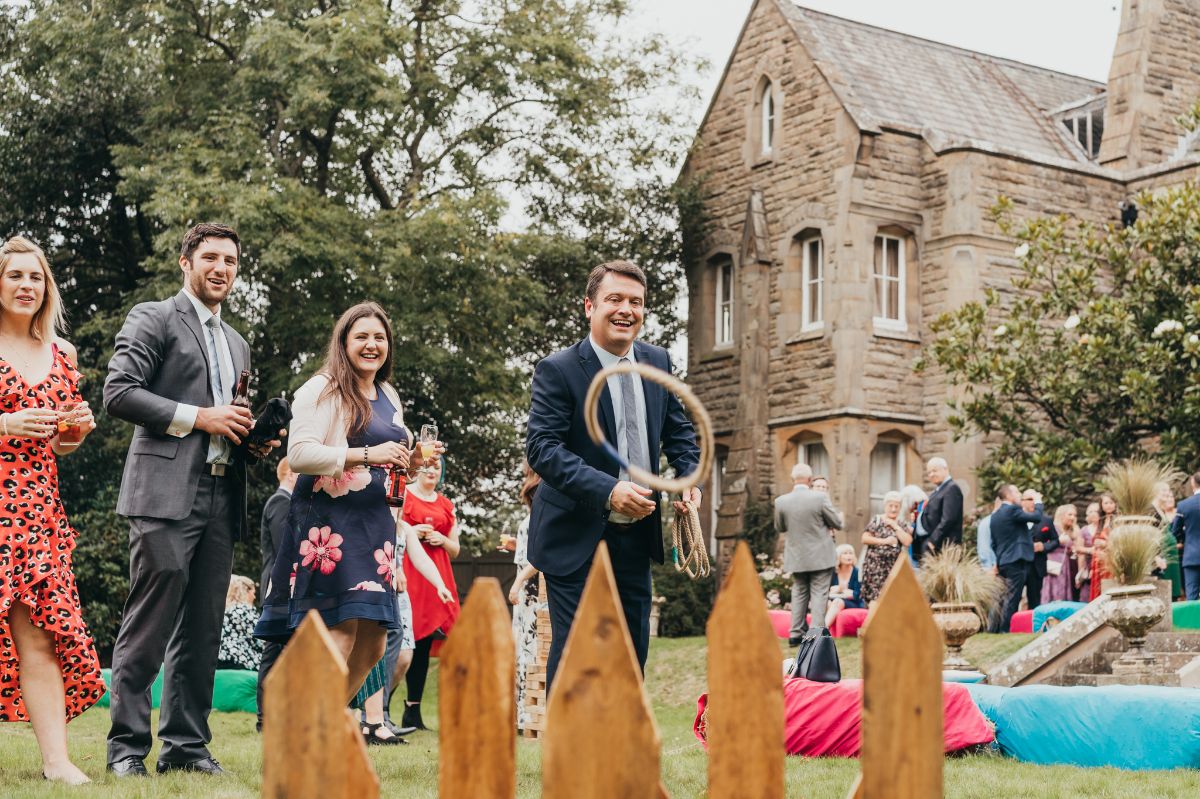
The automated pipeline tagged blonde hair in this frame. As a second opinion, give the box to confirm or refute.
[1053,504,1077,531]
[836,543,856,559]
[226,575,256,607]
[0,236,66,342]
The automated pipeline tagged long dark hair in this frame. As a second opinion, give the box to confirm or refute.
[519,461,541,508]
[318,302,395,438]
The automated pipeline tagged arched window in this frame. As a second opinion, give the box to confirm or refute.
[761,81,775,154]
[868,439,905,516]
[796,435,829,478]
[801,234,823,331]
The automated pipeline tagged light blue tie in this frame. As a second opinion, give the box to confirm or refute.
[204,316,231,464]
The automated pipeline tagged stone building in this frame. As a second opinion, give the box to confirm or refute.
[682,0,1200,568]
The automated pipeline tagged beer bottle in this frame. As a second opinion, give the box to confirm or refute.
[386,466,407,507]
[232,370,252,408]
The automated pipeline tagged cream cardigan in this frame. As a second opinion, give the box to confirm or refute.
[286,373,408,477]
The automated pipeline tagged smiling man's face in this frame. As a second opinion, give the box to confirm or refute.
[181,236,239,311]
[585,271,645,356]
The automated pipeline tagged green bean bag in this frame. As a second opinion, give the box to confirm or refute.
[1173,600,1200,630]
[94,668,258,713]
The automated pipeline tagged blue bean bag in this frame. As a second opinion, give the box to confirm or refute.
[968,683,1200,770]
[94,668,258,713]
[1032,601,1087,633]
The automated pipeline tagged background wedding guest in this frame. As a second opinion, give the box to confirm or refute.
[899,484,928,566]
[1024,488,1058,607]
[509,463,542,734]
[0,236,101,785]
[812,476,830,493]
[919,457,964,556]
[976,498,1001,572]
[401,459,461,732]
[989,485,1044,632]
[859,490,912,605]
[1151,481,1182,600]
[825,544,863,627]
[775,462,843,644]
[217,576,262,671]
[255,303,430,720]
[255,458,296,731]
[1173,472,1200,600]
[1090,493,1117,600]
[104,223,279,778]
[1042,505,1076,603]
[1074,501,1100,601]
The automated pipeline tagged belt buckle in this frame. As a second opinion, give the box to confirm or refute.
[210,463,227,477]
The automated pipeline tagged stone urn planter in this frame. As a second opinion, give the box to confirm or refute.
[931,602,982,670]
[1105,584,1167,666]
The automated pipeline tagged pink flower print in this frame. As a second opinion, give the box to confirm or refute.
[300,526,344,575]
[374,541,396,585]
[353,581,387,592]
[314,467,372,498]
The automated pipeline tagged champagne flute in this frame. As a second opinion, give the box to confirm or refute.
[419,423,438,475]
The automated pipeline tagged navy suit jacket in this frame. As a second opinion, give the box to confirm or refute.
[525,338,700,576]
[990,502,1044,567]
[1029,514,1060,578]
[1173,494,1200,568]
[920,478,964,550]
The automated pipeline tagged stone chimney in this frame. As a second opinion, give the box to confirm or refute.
[1098,0,1200,169]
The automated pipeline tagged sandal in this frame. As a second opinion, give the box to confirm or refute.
[362,721,407,746]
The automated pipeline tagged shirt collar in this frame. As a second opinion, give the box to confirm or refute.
[589,335,636,368]
[182,287,221,324]
[793,484,810,492]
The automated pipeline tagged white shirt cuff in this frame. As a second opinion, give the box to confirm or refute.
[168,403,198,438]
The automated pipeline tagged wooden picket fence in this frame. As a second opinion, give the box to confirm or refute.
[261,542,943,798]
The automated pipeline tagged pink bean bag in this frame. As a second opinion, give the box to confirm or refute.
[1009,610,1034,633]
[693,678,994,757]
[829,608,869,638]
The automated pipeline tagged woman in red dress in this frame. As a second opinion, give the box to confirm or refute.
[400,460,460,731]
[1089,493,1117,601]
[0,237,101,784]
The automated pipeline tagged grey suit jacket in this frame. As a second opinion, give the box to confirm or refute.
[104,290,251,533]
[774,486,843,574]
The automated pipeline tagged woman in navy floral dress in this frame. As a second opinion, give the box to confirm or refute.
[256,302,438,702]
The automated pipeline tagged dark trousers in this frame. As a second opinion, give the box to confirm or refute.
[107,474,234,764]
[993,559,1038,633]
[255,641,283,730]
[544,523,652,690]
[405,635,434,704]
[1184,565,1200,601]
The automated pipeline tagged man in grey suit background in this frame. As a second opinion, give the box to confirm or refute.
[103,223,280,777]
[775,462,843,646]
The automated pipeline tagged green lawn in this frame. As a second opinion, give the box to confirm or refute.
[4,634,1199,797]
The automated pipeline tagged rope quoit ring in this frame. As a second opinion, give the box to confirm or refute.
[583,360,714,495]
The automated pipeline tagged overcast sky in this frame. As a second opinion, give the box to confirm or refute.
[632,0,1123,126]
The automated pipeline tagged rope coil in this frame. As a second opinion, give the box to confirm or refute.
[583,360,714,580]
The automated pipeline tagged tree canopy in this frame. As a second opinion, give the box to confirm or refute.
[920,184,1200,506]
[0,0,699,650]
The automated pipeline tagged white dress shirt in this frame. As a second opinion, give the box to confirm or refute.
[589,336,649,523]
[166,289,236,465]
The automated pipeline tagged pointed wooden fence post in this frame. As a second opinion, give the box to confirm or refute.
[262,610,379,799]
[706,542,785,798]
[853,557,943,799]
[439,577,516,799]
[543,542,661,798]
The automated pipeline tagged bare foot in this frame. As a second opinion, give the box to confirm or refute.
[43,762,90,785]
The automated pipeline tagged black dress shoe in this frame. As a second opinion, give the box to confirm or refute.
[107,757,149,777]
[156,757,225,775]
[401,702,428,731]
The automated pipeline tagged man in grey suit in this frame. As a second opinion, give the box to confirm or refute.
[103,223,280,777]
[775,462,843,646]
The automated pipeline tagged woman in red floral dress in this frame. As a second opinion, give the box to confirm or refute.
[0,237,101,784]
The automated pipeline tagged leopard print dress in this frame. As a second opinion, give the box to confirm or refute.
[0,345,105,722]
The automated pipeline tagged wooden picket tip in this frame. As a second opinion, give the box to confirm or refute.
[706,541,785,798]
[438,577,517,799]
[262,610,379,799]
[543,542,661,798]
[852,557,943,799]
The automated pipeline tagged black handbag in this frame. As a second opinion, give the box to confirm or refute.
[789,626,841,682]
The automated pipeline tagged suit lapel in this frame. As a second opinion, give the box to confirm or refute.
[577,339,618,445]
[175,292,214,399]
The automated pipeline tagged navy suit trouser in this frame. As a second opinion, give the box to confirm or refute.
[543,522,653,691]
[1183,565,1200,601]
[993,558,1039,633]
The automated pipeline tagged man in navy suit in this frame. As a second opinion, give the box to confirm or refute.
[987,485,1045,633]
[1172,471,1200,600]
[526,260,700,688]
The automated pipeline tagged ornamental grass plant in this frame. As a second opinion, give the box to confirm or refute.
[1101,458,1183,517]
[918,544,1005,617]
[1105,522,1164,586]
